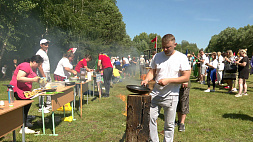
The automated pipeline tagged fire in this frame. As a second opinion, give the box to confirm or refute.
[117,94,127,116]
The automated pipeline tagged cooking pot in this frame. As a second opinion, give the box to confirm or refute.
[126,85,150,94]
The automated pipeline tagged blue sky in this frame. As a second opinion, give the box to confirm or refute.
[116,0,253,49]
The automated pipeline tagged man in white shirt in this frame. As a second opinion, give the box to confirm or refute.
[36,39,51,113]
[199,50,209,84]
[141,34,191,142]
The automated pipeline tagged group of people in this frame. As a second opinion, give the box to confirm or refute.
[190,49,252,98]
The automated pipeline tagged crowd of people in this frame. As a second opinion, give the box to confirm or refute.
[189,49,252,97]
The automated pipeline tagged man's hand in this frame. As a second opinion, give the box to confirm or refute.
[182,83,188,88]
[141,79,149,86]
[157,79,169,86]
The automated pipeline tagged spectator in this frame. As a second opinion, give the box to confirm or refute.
[139,55,145,78]
[235,49,250,97]
[223,50,237,93]
[204,52,218,92]
[1,65,7,79]
[176,81,190,132]
[217,52,224,85]
[141,34,191,142]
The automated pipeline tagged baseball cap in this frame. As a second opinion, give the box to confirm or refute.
[40,39,50,44]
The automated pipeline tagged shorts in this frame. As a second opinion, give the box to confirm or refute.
[201,66,206,75]
[176,87,190,114]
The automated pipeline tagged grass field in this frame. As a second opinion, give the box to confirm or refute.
[0,73,253,142]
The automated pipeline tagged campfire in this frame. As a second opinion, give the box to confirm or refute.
[117,94,127,116]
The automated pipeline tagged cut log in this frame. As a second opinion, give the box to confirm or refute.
[126,95,151,142]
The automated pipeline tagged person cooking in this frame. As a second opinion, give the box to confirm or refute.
[10,55,43,134]
[54,51,77,81]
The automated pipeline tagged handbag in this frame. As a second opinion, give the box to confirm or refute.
[224,63,237,73]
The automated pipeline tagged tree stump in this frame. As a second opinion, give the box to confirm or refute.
[126,95,151,142]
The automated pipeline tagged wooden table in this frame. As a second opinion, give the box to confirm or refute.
[0,100,33,142]
[38,85,75,136]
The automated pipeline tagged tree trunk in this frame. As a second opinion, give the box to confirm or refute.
[126,95,151,142]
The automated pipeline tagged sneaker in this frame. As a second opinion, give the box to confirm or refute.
[235,94,242,97]
[210,89,215,92]
[174,120,179,127]
[19,127,35,134]
[224,86,230,89]
[178,123,185,132]
[45,105,52,110]
[204,89,210,92]
[38,107,50,113]
[232,88,238,92]
[242,92,248,96]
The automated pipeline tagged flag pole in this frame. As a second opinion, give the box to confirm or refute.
[155,36,157,53]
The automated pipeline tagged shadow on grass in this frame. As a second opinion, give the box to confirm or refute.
[222,113,253,122]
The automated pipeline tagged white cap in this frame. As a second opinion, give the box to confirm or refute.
[40,39,50,44]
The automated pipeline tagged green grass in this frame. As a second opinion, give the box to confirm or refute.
[0,74,253,142]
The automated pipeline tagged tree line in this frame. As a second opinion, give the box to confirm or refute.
[206,24,253,56]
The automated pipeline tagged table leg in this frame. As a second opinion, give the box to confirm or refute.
[63,105,65,118]
[42,98,45,135]
[80,83,82,118]
[71,101,76,121]
[49,111,58,136]
[22,107,25,141]
[73,86,76,110]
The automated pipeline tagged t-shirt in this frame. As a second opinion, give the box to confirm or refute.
[36,49,50,73]
[98,54,113,70]
[75,58,87,73]
[210,59,218,69]
[54,57,73,79]
[113,68,120,77]
[139,57,145,65]
[10,62,37,99]
[150,51,191,97]
[114,61,121,66]
[200,54,209,67]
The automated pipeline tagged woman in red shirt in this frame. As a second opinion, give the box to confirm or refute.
[10,55,43,132]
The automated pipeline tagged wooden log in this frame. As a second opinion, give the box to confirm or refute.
[126,95,151,142]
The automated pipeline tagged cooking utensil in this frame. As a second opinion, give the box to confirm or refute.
[126,85,150,94]
[65,82,76,86]
[41,88,57,92]
[45,92,64,94]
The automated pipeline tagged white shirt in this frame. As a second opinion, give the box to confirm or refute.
[217,56,224,70]
[36,49,50,72]
[150,51,191,97]
[210,59,218,69]
[139,57,145,65]
[200,54,209,67]
[54,57,73,79]
[123,57,129,64]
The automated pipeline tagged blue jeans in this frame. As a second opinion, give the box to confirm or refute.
[150,95,179,142]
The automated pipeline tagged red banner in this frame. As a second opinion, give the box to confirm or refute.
[151,37,157,42]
